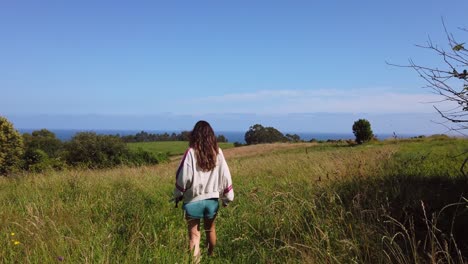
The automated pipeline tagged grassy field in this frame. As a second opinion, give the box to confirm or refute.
[1,137,467,263]
[127,141,234,156]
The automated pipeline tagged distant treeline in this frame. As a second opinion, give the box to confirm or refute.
[1,115,239,175]
[20,129,167,173]
[121,130,228,143]
[0,116,170,175]
[2,115,425,176]
[240,121,374,146]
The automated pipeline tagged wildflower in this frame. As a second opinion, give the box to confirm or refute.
[13,241,20,245]
[57,256,64,261]
[10,232,15,236]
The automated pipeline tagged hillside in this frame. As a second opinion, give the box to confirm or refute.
[1,137,467,263]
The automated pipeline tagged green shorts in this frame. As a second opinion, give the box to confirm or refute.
[183,198,219,219]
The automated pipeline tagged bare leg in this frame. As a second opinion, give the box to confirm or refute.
[187,218,201,261]
[204,216,217,256]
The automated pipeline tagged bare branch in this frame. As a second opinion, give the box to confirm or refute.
[461,155,468,177]
[391,21,467,136]
[434,106,467,123]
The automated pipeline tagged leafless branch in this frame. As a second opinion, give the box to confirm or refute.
[461,156,468,177]
[434,106,467,123]
[390,21,468,140]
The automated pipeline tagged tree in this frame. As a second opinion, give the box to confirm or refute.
[22,129,65,172]
[0,116,24,175]
[22,129,62,158]
[177,131,191,141]
[352,119,374,144]
[391,21,467,133]
[285,133,301,142]
[216,134,228,143]
[244,124,285,145]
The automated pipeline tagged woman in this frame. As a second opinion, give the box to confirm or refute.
[174,120,234,259]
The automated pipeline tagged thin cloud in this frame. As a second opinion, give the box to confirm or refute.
[184,88,449,114]
[192,89,346,103]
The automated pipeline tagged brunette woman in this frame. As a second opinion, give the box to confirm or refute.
[174,120,234,259]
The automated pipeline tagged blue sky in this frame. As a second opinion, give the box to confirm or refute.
[1,1,467,133]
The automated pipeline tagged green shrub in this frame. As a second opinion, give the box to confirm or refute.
[22,129,63,158]
[428,134,450,140]
[0,116,24,175]
[64,132,129,169]
[24,149,51,173]
[127,148,167,166]
[233,141,244,147]
[23,148,66,172]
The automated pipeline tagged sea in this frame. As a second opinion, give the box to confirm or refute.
[18,128,417,143]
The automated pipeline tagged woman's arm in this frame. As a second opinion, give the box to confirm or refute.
[173,149,192,202]
[219,150,234,206]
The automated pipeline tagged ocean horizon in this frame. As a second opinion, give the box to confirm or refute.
[18,128,421,143]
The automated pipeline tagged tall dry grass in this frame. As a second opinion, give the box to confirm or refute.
[0,138,467,263]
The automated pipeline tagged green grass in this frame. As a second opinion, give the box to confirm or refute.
[127,141,234,156]
[1,137,467,263]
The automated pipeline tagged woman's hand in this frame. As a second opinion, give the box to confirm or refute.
[175,196,183,208]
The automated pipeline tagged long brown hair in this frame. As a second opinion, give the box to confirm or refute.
[189,120,219,171]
